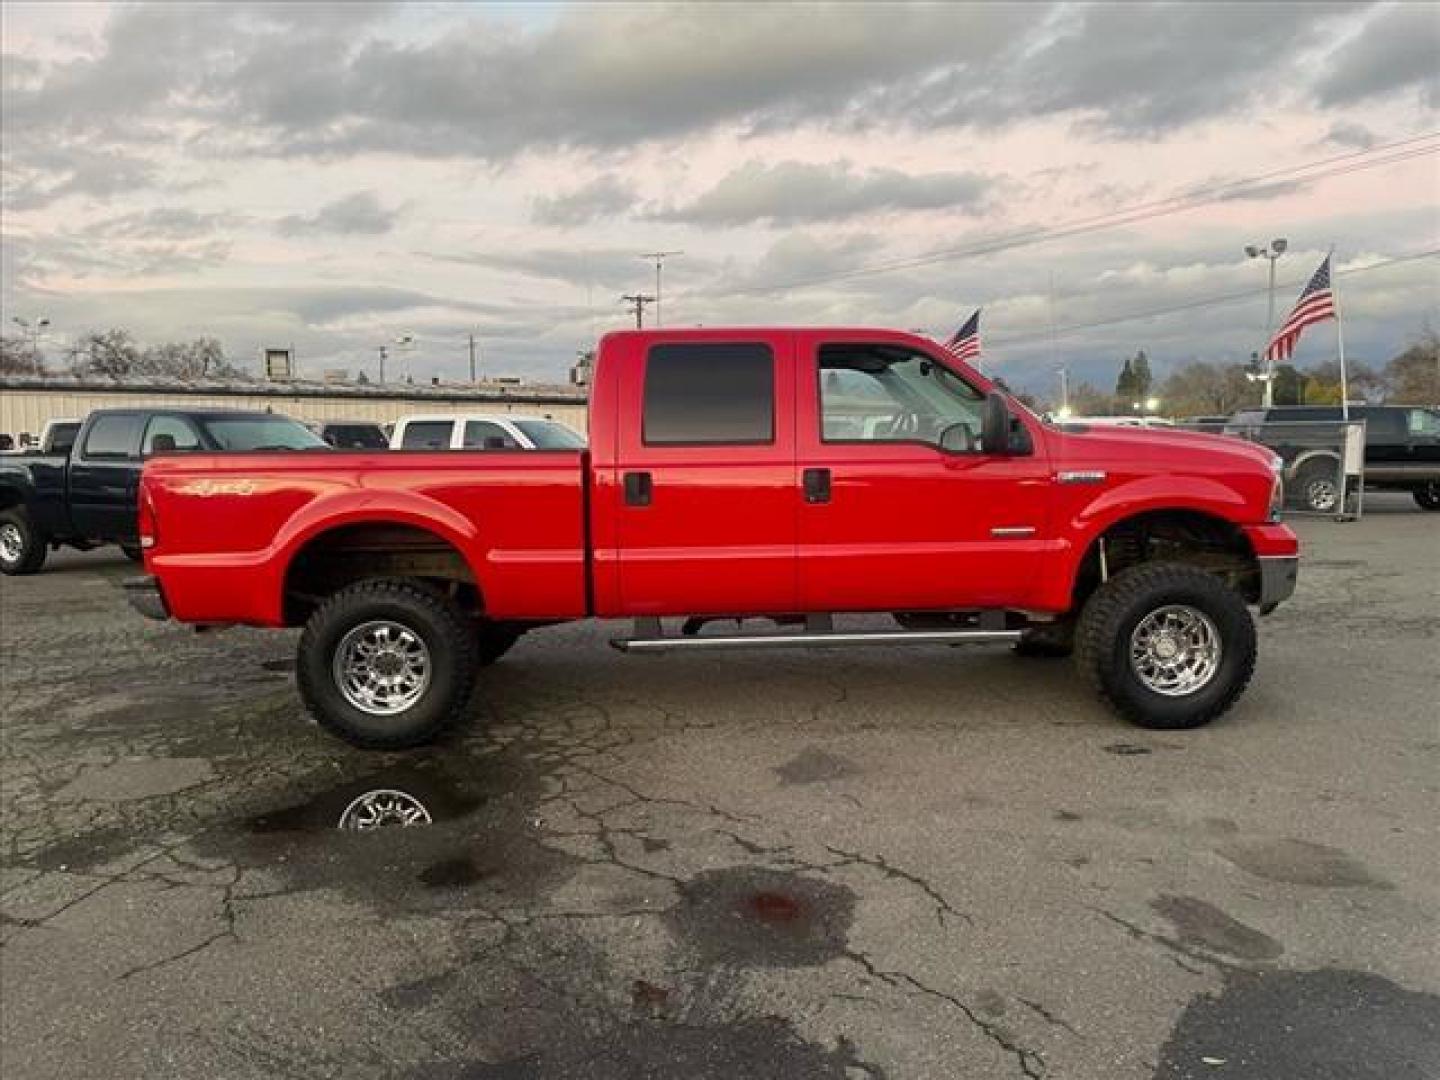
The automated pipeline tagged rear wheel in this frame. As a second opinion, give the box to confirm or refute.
[1075,563,1256,730]
[297,578,478,749]
[1414,483,1440,512]
[1293,459,1341,514]
[0,507,48,575]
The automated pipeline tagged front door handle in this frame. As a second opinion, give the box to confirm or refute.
[803,467,831,504]
[623,471,652,507]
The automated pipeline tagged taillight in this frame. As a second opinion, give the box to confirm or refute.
[138,485,158,550]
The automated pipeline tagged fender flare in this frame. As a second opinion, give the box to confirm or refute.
[266,492,489,620]
[1046,477,1256,609]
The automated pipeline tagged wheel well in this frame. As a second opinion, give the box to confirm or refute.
[283,522,480,626]
[1072,510,1259,609]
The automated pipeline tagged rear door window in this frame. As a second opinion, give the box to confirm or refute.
[462,421,520,449]
[642,343,774,445]
[400,421,454,449]
[82,414,143,459]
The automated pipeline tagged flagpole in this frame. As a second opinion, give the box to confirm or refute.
[1330,247,1349,421]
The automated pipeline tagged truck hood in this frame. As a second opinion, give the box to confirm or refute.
[1050,423,1279,472]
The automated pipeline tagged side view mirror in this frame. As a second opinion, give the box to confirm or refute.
[981,393,1011,455]
[938,422,976,453]
[980,393,1034,456]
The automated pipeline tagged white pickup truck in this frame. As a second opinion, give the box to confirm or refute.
[388,413,585,451]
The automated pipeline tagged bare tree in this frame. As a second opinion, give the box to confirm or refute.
[0,335,46,375]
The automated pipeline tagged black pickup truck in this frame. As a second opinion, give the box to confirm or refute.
[1226,404,1440,513]
[0,408,326,574]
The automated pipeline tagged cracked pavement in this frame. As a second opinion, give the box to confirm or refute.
[2,495,1438,1079]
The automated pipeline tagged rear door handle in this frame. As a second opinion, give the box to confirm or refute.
[623,471,652,507]
[803,467,831,504]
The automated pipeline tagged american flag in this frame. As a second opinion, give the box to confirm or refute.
[945,308,981,363]
[1264,255,1335,363]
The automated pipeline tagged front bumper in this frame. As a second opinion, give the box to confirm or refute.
[124,576,170,621]
[1257,556,1299,615]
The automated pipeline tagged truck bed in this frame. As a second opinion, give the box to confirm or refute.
[143,450,589,625]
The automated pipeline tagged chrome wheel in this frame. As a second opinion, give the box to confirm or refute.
[1129,605,1222,697]
[0,523,23,565]
[337,789,432,830]
[332,620,431,716]
[1304,477,1339,513]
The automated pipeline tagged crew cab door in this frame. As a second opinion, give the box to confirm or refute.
[68,412,144,542]
[612,336,797,615]
[793,333,1051,611]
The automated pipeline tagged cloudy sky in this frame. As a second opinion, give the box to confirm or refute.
[2,1,1437,397]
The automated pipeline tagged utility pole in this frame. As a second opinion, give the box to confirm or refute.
[639,251,682,326]
[622,294,656,329]
[468,334,478,382]
[377,345,388,384]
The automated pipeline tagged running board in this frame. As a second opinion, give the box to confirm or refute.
[612,627,1021,653]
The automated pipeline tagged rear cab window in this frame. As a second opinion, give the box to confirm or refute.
[642,343,775,445]
[143,415,202,455]
[462,421,520,449]
[400,421,455,449]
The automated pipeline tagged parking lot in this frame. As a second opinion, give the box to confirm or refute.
[1,496,1436,1079]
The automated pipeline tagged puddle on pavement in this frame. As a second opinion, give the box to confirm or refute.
[663,866,856,969]
[190,753,580,913]
[1156,968,1440,1080]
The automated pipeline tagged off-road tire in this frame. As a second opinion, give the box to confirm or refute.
[1413,483,1440,512]
[476,622,522,666]
[1074,563,1256,730]
[0,507,48,575]
[1292,458,1341,514]
[297,578,478,750]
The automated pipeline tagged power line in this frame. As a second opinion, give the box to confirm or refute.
[675,131,1439,301]
[986,248,1440,349]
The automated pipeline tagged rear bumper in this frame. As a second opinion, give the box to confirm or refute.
[1257,556,1299,614]
[123,576,170,621]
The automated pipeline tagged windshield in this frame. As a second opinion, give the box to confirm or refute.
[199,416,328,451]
[512,419,586,449]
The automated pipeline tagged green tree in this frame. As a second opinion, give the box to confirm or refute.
[1131,350,1153,402]
[1114,354,1136,410]
[1272,364,1305,406]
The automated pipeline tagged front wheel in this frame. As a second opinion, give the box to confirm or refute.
[296,579,479,749]
[1074,563,1256,730]
[1414,483,1440,512]
[0,507,48,576]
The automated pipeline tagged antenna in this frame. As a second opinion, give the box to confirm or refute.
[639,251,683,326]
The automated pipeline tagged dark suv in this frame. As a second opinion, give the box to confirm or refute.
[1226,405,1440,512]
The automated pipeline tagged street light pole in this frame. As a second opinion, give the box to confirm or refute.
[640,251,682,327]
[377,345,388,384]
[1245,238,1288,407]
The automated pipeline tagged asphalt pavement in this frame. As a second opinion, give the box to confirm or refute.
[1,495,1437,1079]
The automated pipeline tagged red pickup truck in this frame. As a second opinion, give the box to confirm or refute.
[127,328,1299,749]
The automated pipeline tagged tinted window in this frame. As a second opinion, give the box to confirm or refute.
[643,343,774,445]
[83,414,142,458]
[199,417,327,451]
[512,419,586,449]
[143,415,202,454]
[48,422,80,453]
[400,421,454,449]
[1407,409,1440,436]
[1360,408,1404,436]
[462,421,519,449]
[323,424,388,449]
